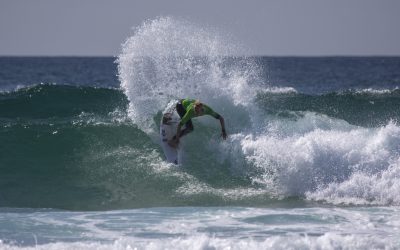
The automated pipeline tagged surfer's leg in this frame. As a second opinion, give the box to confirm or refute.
[179,120,193,138]
[175,101,194,138]
[176,101,186,117]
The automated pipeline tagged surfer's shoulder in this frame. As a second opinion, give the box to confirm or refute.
[203,104,220,119]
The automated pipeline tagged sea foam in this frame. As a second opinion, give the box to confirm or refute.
[237,114,400,205]
[0,233,395,250]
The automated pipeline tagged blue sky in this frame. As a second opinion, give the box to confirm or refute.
[0,0,399,56]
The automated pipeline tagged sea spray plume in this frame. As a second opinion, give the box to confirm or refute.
[117,17,262,135]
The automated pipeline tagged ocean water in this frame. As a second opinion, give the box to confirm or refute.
[1,17,400,249]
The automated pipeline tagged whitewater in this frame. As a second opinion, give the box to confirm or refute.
[1,17,400,249]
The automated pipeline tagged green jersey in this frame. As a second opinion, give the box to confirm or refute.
[179,99,220,125]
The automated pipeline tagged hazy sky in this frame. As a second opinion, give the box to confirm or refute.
[1,0,399,56]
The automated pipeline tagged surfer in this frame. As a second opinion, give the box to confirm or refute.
[169,99,227,147]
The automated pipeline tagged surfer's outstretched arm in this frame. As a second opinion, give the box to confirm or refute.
[219,116,227,140]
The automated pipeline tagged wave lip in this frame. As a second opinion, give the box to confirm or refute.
[353,87,399,95]
[261,86,298,94]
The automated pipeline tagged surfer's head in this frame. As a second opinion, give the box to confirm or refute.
[194,100,204,115]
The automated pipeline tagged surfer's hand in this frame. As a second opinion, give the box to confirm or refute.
[221,129,227,140]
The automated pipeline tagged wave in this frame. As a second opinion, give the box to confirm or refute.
[1,17,400,209]
[257,88,400,127]
[0,84,128,119]
[1,87,400,208]
[0,84,266,210]
[116,17,400,207]
[236,117,400,206]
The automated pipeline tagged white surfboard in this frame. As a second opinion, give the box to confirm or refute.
[160,104,181,164]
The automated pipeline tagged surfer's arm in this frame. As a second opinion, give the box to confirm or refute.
[204,105,227,140]
[175,109,194,141]
[219,115,227,140]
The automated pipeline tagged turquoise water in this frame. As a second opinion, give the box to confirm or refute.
[1,17,400,249]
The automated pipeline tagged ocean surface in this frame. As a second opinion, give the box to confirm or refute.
[1,17,400,249]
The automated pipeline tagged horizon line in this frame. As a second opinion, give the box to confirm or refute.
[1,54,400,58]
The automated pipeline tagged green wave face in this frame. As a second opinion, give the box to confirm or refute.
[0,84,128,119]
[256,89,400,127]
[1,84,400,210]
[0,85,260,210]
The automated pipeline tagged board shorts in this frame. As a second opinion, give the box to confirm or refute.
[176,100,194,132]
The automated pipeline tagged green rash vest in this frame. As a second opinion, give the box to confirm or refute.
[179,99,220,126]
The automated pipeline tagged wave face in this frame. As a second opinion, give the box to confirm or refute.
[257,89,400,127]
[1,18,400,210]
[1,87,400,209]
